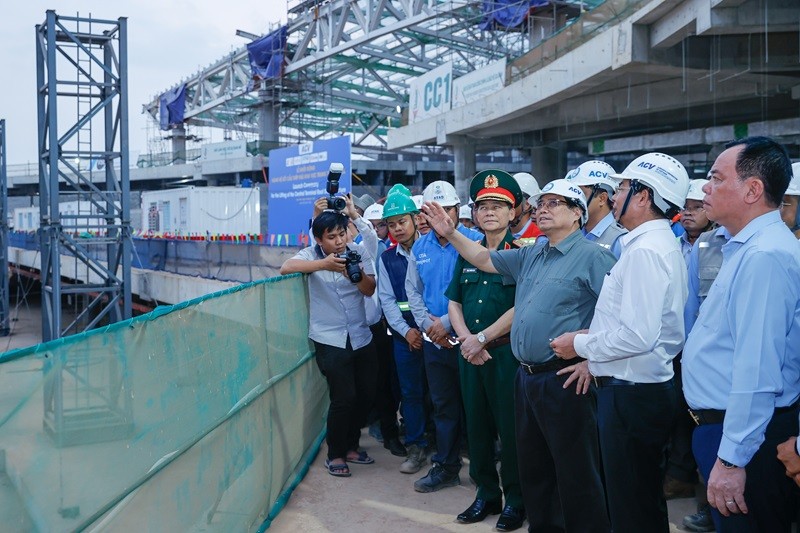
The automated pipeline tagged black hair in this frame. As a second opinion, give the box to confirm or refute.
[631,181,674,220]
[725,136,792,208]
[311,210,349,239]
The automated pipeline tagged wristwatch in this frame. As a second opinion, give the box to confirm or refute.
[718,457,739,469]
[477,331,487,344]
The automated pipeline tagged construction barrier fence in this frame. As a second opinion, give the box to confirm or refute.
[0,274,326,532]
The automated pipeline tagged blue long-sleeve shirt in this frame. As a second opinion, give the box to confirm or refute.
[683,210,800,466]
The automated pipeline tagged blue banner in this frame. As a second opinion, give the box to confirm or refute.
[268,136,352,237]
[159,84,186,131]
[247,26,288,80]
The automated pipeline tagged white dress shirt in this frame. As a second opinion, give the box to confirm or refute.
[574,219,688,383]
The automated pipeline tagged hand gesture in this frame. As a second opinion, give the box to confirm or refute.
[426,316,448,344]
[556,360,592,394]
[465,348,492,366]
[777,437,800,487]
[344,193,359,220]
[405,329,423,351]
[551,331,582,360]
[707,459,748,516]
[321,253,346,274]
[313,197,328,219]
[420,201,455,238]
[459,333,485,360]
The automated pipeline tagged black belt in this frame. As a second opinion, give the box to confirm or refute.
[689,402,799,427]
[594,376,637,387]
[485,334,510,350]
[519,357,577,375]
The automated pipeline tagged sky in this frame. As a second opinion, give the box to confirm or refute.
[0,1,288,166]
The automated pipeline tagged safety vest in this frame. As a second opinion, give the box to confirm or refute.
[380,244,418,338]
[696,229,725,302]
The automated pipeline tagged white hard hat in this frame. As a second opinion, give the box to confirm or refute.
[686,179,709,202]
[363,203,384,220]
[611,152,690,213]
[565,160,618,196]
[786,163,800,196]
[513,172,541,199]
[412,195,424,209]
[531,179,588,227]
[458,205,473,220]
[423,180,461,207]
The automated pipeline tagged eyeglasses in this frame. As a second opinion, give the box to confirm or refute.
[680,206,705,213]
[536,199,571,211]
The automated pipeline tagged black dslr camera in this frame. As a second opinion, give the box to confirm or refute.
[326,162,347,211]
[336,249,363,283]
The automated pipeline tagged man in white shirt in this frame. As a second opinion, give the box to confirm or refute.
[552,152,690,533]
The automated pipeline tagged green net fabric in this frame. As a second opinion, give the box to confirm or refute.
[0,274,327,532]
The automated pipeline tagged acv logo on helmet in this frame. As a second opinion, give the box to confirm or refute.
[587,170,608,178]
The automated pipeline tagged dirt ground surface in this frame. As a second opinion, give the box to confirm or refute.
[270,431,699,532]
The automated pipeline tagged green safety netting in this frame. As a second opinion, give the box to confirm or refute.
[0,274,327,532]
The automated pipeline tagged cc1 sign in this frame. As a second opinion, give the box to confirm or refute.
[408,62,453,124]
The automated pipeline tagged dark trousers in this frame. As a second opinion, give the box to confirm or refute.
[667,356,699,483]
[692,407,799,532]
[369,322,400,440]
[422,340,462,469]
[597,380,677,533]
[313,338,378,460]
[516,367,610,533]
[460,345,521,507]
[394,338,427,447]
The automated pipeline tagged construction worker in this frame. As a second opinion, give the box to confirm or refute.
[778,162,800,238]
[445,170,523,530]
[677,179,714,264]
[683,137,800,532]
[510,172,542,246]
[405,180,482,493]
[458,204,476,229]
[422,179,615,533]
[412,194,430,235]
[378,186,428,473]
[364,202,391,248]
[552,152,690,533]
[565,160,627,258]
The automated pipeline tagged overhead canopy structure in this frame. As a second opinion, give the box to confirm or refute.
[143,0,598,152]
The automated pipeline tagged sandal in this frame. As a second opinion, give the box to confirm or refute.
[324,459,351,477]
[346,450,375,465]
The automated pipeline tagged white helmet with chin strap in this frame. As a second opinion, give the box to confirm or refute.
[363,203,384,220]
[611,152,690,218]
[565,161,618,201]
[685,179,709,202]
[786,163,800,196]
[423,180,461,207]
[513,172,541,207]
[531,179,589,227]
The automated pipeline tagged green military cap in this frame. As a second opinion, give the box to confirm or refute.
[469,169,523,207]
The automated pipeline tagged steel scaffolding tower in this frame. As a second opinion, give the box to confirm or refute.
[0,119,9,337]
[36,10,132,340]
[36,11,133,446]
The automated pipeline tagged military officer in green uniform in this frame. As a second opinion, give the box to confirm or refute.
[445,170,525,531]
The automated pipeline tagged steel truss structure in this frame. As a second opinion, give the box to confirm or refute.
[0,120,9,337]
[36,11,134,446]
[145,0,593,152]
[36,10,132,340]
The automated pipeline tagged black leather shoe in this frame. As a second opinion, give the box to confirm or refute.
[495,505,526,531]
[456,498,502,524]
[383,437,408,457]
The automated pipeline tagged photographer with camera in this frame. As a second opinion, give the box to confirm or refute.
[281,204,378,478]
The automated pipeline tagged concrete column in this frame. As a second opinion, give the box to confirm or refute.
[531,144,566,187]
[171,125,186,164]
[258,90,280,145]
[453,140,476,205]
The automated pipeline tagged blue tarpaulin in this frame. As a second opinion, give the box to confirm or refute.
[159,84,186,131]
[247,26,288,80]
[479,0,550,30]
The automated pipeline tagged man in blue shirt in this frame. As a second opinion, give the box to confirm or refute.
[405,180,482,493]
[682,136,800,532]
